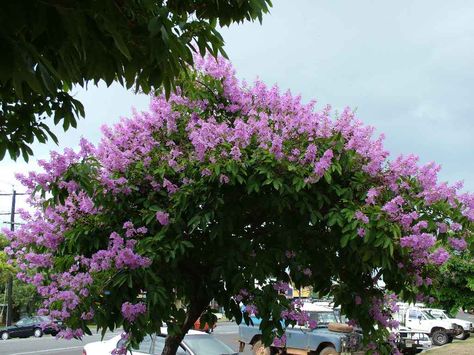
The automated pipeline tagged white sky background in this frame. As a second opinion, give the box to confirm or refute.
[1,0,473,218]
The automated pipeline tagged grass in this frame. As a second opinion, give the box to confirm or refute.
[424,336,474,354]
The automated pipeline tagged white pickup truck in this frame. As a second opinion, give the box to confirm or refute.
[423,308,473,340]
[393,305,462,346]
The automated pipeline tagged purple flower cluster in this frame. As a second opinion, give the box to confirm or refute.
[273,281,291,293]
[273,334,287,347]
[448,237,467,251]
[155,211,170,226]
[280,299,317,329]
[121,302,147,323]
[369,294,400,330]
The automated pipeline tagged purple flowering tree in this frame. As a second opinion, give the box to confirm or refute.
[4,56,473,354]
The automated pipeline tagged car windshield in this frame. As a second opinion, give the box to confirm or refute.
[36,316,52,323]
[422,311,435,320]
[308,311,338,325]
[184,334,236,355]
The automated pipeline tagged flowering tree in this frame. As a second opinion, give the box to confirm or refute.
[4,56,473,354]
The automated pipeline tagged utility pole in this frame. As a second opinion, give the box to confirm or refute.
[6,189,16,326]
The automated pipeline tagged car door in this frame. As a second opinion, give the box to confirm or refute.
[406,309,423,331]
[10,318,29,337]
[21,318,36,337]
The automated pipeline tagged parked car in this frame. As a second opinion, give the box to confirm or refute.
[238,303,362,354]
[83,328,237,355]
[423,308,473,340]
[0,316,60,340]
[396,327,432,354]
[392,304,461,346]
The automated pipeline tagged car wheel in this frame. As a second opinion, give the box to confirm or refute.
[34,328,43,338]
[431,330,449,346]
[319,346,338,355]
[455,332,470,340]
[252,340,271,355]
[1,332,9,340]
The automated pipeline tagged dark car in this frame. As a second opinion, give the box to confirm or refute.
[0,316,61,340]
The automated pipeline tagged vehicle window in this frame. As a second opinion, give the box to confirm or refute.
[408,310,421,320]
[308,311,338,324]
[138,335,153,353]
[116,338,127,351]
[148,336,187,355]
[184,334,235,355]
[37,316,52,323]
[151,335,165,354]
[422,311,435,320]
[433,311,447,319]
[16,319,27,326]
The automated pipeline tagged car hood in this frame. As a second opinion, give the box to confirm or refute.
[84,335,121,355]
[452,319,472,327]
[0,325,17,331]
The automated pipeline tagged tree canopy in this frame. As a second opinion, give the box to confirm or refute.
[4,56,473,354]
[431,252,474,315]
[0,234,15,283]
[0,0,272,161]
[1,234,40,321]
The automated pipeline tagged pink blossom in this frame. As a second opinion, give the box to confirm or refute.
[357,228,366,237]
[155,211,169,225]
[448,237,467,251]
[121,302,147,323]
[355,211,369,224]
[430,248,450,265]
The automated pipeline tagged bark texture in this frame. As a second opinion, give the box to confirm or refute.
[161,297,210,355]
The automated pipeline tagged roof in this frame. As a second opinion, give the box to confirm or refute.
[158,327,208,336]
[301,303,334,312]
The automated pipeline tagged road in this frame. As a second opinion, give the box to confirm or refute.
[0,322,252,355]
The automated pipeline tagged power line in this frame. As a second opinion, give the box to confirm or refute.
[2,221,24,225]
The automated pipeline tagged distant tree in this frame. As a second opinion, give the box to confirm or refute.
[0,234,15,283]
[432,252,474,315]
[6,56,473,355]
[1,234,40,321]
[0,0,272,161]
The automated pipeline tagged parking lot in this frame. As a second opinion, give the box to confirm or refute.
[1,314,473,354]
[0,322,250,355]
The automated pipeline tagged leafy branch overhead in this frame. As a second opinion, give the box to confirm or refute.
[0,0,272,161]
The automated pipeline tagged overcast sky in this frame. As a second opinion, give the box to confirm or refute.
[1,0,473,216]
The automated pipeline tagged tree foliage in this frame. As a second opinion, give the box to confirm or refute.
[1,234,41,321]
[4,56,473,354]
[431,252,474,315]
[0,0,272,161]
[0,234,15,283]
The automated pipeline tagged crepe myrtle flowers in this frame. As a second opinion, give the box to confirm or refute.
[4,54,473,353]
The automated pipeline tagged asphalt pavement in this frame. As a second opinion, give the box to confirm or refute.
[0,322,251,355]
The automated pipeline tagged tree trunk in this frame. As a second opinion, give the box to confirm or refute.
[161,297,209,355]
